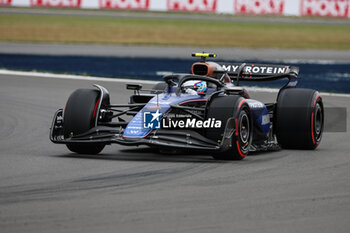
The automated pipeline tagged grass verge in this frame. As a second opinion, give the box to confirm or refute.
[1,14,350,50]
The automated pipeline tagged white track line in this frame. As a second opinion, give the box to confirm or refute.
[1,69,349,98]
[0,69,158,84]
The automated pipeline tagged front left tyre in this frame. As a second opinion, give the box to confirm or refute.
[206,95,253,160]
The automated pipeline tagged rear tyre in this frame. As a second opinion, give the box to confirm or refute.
[206,96,252,160]
[64,89,105,154]
[275,88,324,149]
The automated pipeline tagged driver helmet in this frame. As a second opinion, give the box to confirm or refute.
[183,80,207,95]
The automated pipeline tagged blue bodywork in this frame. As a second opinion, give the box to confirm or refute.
[123,93,207,138]
[246,99,270,135]
[123,91,271,139]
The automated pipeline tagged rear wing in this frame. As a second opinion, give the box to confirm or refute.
[218,63,299,81]
[191,53,300,91]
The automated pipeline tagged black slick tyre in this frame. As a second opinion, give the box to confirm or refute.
[206,96,252,160]
[63,89,105,154]
[275,88,324,149]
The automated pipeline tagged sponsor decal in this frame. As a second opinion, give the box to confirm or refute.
[147,106,161,111]
[300,0,349,18]
[144,110,162,129]
[30,0,81,7]
[234,0,285,15]
[167,0,217,12]
[128,129,142,135]
[0,0,11,5]
[162,117,222,128]
[143,111,222,129]
[248,101,265,109]
[261,114,270,125]
[99,0,150,9]
[221,64,287,75]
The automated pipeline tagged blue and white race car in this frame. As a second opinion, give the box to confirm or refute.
[50,53,324,160]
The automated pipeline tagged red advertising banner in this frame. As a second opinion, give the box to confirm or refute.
[167,0,217,12]
[234,0,284,15]
[99,0,150,9]
[0,0,12,5]
[300,0,349,18]
[30,0,81,7]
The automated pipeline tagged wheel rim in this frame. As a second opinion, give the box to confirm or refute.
[314,103,323,141]
[239,112,250,145]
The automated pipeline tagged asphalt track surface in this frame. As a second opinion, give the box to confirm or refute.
[0,73,350,233]
[2,42,350,62]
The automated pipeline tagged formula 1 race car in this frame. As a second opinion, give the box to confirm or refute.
[50,53,324,160]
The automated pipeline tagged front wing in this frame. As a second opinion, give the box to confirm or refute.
[50,109,236,152]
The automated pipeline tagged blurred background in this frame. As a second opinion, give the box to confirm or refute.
[0,0,350,93]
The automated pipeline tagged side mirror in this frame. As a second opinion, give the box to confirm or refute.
[126,84,142,91]
[224,87,244,96]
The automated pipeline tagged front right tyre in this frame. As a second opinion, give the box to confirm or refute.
[63,89,105,154]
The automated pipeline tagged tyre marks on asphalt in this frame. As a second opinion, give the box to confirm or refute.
[0,160,221,204]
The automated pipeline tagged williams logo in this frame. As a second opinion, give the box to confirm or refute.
[144,110,162,129]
